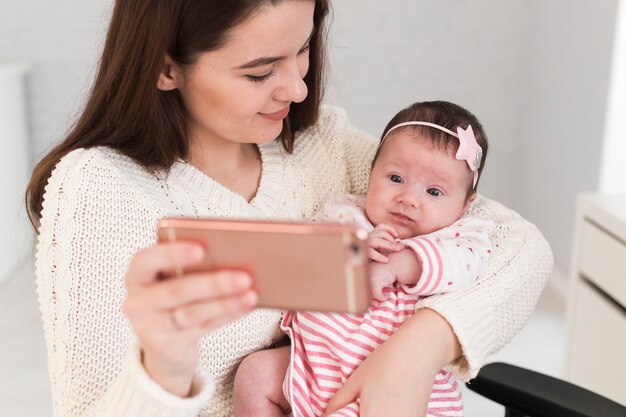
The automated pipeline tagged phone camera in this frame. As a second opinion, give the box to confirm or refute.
[350,243,361,254]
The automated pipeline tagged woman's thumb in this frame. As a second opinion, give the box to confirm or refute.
[322,379,360,416]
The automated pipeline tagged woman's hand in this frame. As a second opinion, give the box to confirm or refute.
[368,223,402,263]
[323,309,461,417]
[122,242,257,397]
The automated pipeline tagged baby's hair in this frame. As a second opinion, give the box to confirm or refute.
[372,101,489,194]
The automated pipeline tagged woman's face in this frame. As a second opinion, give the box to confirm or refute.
[170,0,315,148]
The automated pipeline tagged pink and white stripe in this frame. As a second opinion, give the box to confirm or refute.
[281,290,463,417]
[282,194,495,416]
[404,236,444,295]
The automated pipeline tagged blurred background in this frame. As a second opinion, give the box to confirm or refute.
[1,0,624,416]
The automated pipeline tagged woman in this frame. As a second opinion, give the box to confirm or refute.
[26,1,553,416]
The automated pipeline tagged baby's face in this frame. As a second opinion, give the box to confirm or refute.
[364,131,475,239]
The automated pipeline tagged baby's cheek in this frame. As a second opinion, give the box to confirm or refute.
[364,205,382,228]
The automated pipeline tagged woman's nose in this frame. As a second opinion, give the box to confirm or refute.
[275,65,308,103]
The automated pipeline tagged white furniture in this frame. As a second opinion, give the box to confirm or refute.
[0,64,30,284]
[565,194,626,406]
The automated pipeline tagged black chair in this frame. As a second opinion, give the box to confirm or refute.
[466,362,626,417]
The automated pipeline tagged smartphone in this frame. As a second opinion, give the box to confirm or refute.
[156,218,371,314]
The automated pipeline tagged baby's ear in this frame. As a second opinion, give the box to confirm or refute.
[464,192,477,212]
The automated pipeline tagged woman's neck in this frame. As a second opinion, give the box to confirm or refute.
[187,139,262,202]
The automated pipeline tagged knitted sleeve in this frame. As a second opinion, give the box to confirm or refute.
[34,148,213,417]
[415,195,553,381]
[401,216,494,296]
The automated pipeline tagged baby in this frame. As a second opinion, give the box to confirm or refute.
[233,101,494,417]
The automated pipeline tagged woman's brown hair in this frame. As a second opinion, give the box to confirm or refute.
[26,0,330,229]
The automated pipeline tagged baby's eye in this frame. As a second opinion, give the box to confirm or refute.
[389,174,404,184]
[427,188,443,197]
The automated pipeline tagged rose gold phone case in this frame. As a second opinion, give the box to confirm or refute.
[157,218,371,314]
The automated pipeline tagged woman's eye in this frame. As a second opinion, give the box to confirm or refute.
[298,44,311,55]
[427,188,443,197]
[245,70,276,83]
[389,174,404,184]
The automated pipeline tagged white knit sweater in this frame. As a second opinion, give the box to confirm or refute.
[35,106,553,417]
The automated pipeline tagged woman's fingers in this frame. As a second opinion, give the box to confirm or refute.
[124,242,257,317]
[122,242,261,396]
[124,269,258,337]
[143,270,254,310]
[126,242,205,286]
[123,241,261,342]
[322,376,361,416]
[172,289,258,329]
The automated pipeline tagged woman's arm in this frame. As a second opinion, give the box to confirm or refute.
[37,149,151,416]
[417,195,553,380]
[35,149,222,416]
[324,308,460,417]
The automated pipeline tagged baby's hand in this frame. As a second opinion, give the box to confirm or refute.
[368,224,402,263]
[368,261,397,301]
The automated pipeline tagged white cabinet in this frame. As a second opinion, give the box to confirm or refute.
[0,64,30,283]
[565,194,626,406]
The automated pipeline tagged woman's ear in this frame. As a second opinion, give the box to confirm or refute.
[157,55,182,91]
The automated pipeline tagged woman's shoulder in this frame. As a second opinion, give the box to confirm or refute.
[39,147,162,238]
[47,147,161,196]
[297,105,375,150]
[43,147,159,213]
[297,105,350,140]
[291,105,376,198]
[318,104,349,125]
[52,147,144,180]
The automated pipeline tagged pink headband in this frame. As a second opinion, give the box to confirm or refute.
[380,121,483,188]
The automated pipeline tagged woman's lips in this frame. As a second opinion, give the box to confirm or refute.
[260,106,290,121]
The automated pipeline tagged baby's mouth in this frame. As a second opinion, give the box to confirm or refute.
[390,212,413,224]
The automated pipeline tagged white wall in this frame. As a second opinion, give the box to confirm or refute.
[0,66,30,283]
[0,0,111,160]
[514,0,618,275]
[328,0,619,274]
[327,0,529,207]
[0,0,620,277]
[600,0,626,193]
